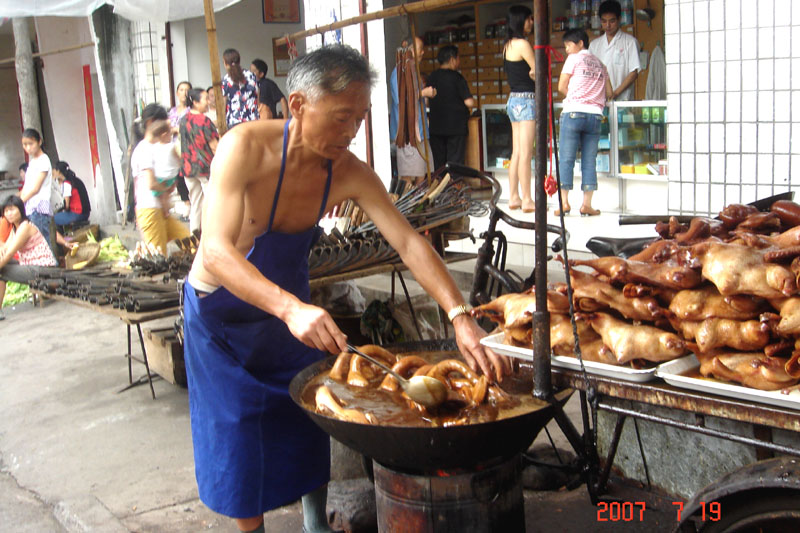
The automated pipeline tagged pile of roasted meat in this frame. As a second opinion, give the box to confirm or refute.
[473,199,800,392]
[311,345,518,427]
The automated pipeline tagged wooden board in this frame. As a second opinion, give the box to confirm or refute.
[144,327,186,387]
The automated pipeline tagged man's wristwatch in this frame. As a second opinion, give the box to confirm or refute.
[447,304,472,322]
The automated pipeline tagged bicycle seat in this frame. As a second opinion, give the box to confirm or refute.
[585,236,657,258]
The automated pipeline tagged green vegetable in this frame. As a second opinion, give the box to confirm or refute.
[2,281,30,308]
[97,235,129,263]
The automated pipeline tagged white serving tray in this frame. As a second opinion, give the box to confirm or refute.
[656,355,800,411]
[480,333,657,382]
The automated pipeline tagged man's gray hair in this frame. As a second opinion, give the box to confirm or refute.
[287,44,377,102]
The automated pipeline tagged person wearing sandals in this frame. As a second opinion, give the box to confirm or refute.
[503,5,536,213]
[555,28,612,217]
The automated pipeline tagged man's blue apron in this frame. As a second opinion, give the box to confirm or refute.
[183,118,332,518]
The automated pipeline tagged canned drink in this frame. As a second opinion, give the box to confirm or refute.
[651,107,661,123]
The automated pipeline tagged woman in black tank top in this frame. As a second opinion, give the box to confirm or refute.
[503,5,537,213]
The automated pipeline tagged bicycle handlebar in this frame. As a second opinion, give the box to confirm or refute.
[436,162,569,253]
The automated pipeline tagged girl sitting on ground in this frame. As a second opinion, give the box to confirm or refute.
[0,195,60,320]
[53,161,92,229]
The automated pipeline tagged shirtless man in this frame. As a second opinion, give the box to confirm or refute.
[183,45,508,533]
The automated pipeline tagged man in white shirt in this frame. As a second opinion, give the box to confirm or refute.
[588,0,641,101]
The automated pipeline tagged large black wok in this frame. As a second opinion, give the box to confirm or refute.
[289,339,570,472]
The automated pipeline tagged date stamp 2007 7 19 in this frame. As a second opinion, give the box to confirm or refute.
[596,501,722,523]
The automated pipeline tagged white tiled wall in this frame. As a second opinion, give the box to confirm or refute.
[665,0,798,214]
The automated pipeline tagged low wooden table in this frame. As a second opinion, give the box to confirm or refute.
[31,290,179,399]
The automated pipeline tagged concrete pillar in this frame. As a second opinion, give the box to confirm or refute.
[13,18,41,132]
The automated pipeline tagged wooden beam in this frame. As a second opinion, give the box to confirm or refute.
[0,39,95,65]
[203,0,227,135]
[273,0,471,46]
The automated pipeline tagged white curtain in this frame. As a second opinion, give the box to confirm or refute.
[0,0,241,21]
[0,0,107,17]
[112,0,241,23]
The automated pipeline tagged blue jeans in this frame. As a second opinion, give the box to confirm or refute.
[558,112,602,191]
[28,211,54,251]
[54,211,89,227]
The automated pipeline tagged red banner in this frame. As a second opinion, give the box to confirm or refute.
[82,64,100,184]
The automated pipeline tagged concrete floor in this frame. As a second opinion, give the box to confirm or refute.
[0,295,679,533]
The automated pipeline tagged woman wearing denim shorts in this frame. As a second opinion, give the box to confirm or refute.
[503,5,536,213]
[556,28,612,217]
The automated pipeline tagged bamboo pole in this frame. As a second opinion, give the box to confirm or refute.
[203,0,227,136]
[0,40,96,65]
[273,0,470,47]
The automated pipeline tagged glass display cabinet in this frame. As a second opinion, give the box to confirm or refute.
[481,104,513,173]
[613,100,668,179]
[480,100,667,179]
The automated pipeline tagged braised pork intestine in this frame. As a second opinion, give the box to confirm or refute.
[313,347,520,427]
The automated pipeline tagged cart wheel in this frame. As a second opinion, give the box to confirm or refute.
[698,490,800,533]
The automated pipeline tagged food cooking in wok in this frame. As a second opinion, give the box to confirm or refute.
[474,198,800,392]
[301,345,547,427]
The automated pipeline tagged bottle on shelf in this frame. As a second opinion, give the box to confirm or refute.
[651,107,662,123]
[619,0,633,25]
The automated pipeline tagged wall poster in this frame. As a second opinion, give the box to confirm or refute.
[263,0,300,23]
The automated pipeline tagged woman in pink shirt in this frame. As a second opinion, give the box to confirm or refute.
[0,195,59,319]
[555,28,612,217]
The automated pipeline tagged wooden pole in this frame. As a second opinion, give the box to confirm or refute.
[273,0,470,47]
[0,41,95,65]
[203,0,227,136]
[532,0,552,400]
[12,18,41,133]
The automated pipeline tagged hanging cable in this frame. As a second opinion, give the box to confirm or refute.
[535,42,600,456]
